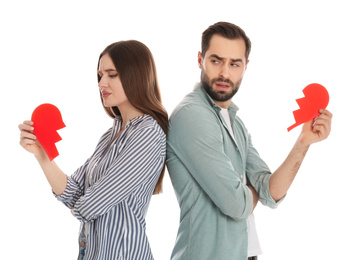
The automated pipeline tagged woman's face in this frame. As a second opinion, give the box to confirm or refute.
[98,54,128,108]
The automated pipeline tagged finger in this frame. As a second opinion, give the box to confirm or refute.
[23,120,34,125]
[19,137,36,147]
[314,118,330,130]
[20,130,37,140]
[316,112,332,125]
[19,120,34,129]
[313,121,330,138]
[316,115,331,123]
[314,117,330,127]
[314,112,332,129]
[18,122,34,132]
[314,127,328,140]
[319,109,333,118]
[312,128,325,139]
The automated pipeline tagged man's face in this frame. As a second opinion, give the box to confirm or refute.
[198,34,249,108]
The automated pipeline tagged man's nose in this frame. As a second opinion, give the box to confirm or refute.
[219,64,230,79]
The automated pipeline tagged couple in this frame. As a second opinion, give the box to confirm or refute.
[19,22,332,260]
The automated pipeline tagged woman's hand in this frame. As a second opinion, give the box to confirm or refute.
[19,120,68,195]
[18,120,45,157]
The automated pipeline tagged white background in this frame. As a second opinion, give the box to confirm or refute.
[1,0,356,259]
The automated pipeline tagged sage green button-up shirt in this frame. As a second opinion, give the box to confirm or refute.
[167,84,282,260]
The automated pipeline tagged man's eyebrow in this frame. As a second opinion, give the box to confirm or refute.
[209,54,224,61]
[231,58,243,63]
[209,54,243,63]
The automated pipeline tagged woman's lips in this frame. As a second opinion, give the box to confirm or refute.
[101,91,111,98]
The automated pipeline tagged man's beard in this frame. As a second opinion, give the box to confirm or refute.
[201,70,242,102]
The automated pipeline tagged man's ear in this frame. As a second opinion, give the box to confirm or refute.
[198,51,203,69]
[245,59,250,71]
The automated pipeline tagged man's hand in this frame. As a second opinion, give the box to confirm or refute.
[299,109,333,147]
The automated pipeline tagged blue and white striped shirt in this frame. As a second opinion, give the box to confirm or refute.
[56,114,166,260]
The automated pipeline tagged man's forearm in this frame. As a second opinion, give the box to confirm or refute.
[269,109,332,202]
[248,185,259,212]
[269,136,310,202]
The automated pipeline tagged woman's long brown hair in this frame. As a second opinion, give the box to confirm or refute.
[98,40,168,194]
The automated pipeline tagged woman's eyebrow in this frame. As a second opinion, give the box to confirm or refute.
[98,68,117,74]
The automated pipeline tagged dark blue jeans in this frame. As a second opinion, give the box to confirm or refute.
[77,237,86,260]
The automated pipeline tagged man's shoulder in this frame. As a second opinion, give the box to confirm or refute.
[170,89,214,122]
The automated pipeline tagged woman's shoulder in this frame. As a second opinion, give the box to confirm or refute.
[131,114,165,137]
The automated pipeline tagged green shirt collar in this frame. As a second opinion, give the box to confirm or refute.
[194,83,239,116]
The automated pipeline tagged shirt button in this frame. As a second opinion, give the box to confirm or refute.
[240,175,243,179]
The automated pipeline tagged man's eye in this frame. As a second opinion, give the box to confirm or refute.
[231,64,239,67]
[212,60,219,64]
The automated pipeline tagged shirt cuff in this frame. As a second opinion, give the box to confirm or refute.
[259,174,286,209]
[73,196,92,223]
[53,175,74,202]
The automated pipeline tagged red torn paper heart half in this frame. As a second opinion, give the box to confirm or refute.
[31,104,66,161]
[287,83,329,132]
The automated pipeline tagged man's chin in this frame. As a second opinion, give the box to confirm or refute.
[211,91,232,102]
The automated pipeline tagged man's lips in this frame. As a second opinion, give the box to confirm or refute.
[215,82,230,90]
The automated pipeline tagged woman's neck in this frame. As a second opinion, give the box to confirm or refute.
[118,103,144,127]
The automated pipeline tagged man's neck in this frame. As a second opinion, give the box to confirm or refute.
[213,99,231,109]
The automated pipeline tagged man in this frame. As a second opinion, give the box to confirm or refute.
[166,22,332,260]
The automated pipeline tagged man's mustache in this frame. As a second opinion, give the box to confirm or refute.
[211,78,234,88]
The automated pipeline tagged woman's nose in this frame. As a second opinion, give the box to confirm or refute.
[98,77,107,89]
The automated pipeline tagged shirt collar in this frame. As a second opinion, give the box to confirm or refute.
[114,114,149,128]
[194,83,239,116]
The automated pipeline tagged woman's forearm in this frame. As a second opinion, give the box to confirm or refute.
[35,151,67,195]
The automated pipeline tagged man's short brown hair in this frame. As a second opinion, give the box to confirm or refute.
[201,22,251,61]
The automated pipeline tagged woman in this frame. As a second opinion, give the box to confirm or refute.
[19,40,168,260]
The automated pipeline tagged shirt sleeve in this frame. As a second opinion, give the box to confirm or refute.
[54,128,113,209]
[245,133,285,208]
[167,105,253,221]
[72,126,165,223]
[54,159,88,209]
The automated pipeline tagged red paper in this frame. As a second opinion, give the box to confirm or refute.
[31,104,66,161]
[287,83,329,132]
